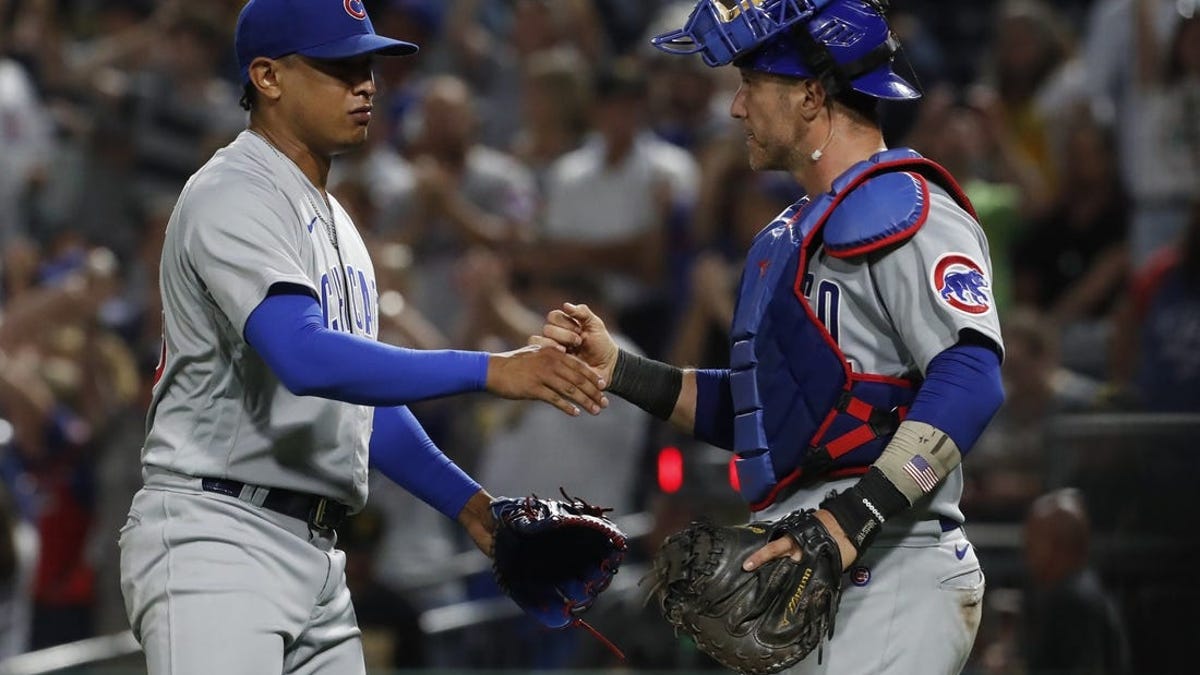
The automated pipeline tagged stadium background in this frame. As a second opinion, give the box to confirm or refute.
[0,0,1197,673]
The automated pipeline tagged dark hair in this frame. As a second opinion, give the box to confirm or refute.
[239,82,257,111]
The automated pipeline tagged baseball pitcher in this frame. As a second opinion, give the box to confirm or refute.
[118,2,609,674]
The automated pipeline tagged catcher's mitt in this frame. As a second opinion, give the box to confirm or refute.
[649,509,844,674]
[490,490,628,647]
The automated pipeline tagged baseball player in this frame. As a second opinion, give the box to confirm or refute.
[539,1,1004,673]
[117,2,608,674]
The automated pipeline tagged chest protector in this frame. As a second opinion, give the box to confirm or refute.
[730,148,977,510]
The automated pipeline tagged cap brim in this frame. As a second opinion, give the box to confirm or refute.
[297,33,418,60]
[850,69,921,100]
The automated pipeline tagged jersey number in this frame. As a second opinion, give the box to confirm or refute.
[801,273,841,344]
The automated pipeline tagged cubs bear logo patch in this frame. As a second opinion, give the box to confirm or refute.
[931,253,992,315]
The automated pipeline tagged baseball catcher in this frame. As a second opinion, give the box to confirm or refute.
[490,491,629,656]
[650,511,843,674]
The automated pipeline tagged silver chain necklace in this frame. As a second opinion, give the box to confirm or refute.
[250,130,339,250]
[302,191,340,251]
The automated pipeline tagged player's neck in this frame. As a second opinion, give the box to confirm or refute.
[791,124,886,197]
[248,122,332,194]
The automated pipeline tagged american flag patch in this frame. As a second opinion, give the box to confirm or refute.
[903,455,940,493]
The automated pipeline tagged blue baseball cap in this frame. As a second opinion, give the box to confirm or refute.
[235,0,419,84]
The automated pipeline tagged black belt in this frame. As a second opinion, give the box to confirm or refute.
[200,478,348,532]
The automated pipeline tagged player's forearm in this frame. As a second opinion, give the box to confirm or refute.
[669,369,700,434]
[605,351,735,448]
[245,292,489,406]
[821,343,1004,552]
[369,405,481,520]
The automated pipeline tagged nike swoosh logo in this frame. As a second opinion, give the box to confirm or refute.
[306,217,317,233]
[955,543,970,560]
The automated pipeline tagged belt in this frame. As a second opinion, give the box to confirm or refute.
[200,478,349,532]
[939,517,961,533]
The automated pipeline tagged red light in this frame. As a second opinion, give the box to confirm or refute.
[728,456,740,492]
[657,446,683,494]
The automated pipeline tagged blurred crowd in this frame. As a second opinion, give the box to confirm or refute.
[0,0,1197,673]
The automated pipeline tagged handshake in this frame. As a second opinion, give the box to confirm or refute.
[486,302,631,419]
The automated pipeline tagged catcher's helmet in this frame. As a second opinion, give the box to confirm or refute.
[651,0,919,100]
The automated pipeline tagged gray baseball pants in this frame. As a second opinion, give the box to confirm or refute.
[119,473,364,675]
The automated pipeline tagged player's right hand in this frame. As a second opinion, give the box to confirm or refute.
[535,303,620,384]
[486,343,608,417]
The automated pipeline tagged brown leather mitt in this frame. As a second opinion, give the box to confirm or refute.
[649,509,844,674]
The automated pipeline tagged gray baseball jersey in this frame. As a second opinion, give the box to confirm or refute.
[761,183,1003,524]
[757,182,1000,675]
[145,130,378,511]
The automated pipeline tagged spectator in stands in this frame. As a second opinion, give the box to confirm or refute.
[1012,113,1129,377]
[0,42,51,248]
[963,309,1101,521]
[369,0,446,150]
[642,3,732,153]
[971,0,1085,212]
[389,75,538,336]
[1085,0,1196,267]
[444,0,603,148]
[1127,0,1200,268]
[0,248,131,649]
[1022,489,1130,675]
[525,58,698,356]
[123,8,245,203]
[0,32,53,303]
[510,47,593,189]
[1111,202,1200,412]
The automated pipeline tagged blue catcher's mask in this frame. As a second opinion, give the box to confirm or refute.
[651,0,919,100]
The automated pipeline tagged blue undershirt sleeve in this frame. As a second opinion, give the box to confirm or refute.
[905,344,1004,455]
[693,368,736,450]
[369,406,480,520]
[243,291,489,406]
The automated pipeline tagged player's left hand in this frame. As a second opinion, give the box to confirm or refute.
[742,509,857,572]
[458,489,497,557]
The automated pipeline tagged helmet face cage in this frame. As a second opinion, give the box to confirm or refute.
[651,0,823,67]
[651,0,919,100]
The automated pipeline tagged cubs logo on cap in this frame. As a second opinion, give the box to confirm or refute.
[344,0,367,20]
[931,253,991,315]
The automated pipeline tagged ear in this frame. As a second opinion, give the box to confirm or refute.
[796,78,828,122]
[248,57,284,103]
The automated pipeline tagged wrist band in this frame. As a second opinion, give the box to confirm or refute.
[820,467,910,554]
[608,349,683,421]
